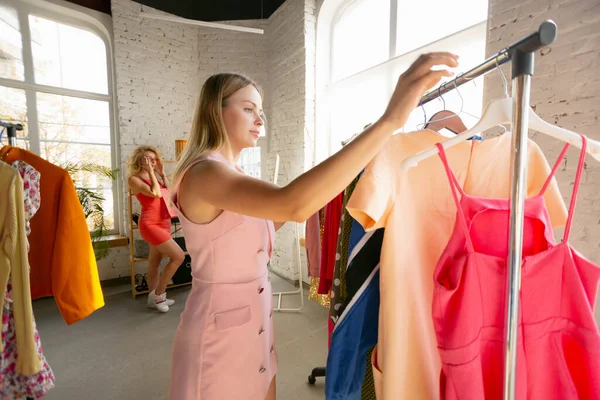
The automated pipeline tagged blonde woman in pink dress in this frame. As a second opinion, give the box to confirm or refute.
[169,52,459,400]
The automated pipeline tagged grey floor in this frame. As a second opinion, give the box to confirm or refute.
[33,275,329,400]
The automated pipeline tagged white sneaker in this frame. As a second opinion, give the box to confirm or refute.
[147,290,169,313]
[147,292,175,308]
[147,295,175,308]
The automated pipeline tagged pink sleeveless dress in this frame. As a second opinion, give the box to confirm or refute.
[169,152,277,400]
[433,137,600,399]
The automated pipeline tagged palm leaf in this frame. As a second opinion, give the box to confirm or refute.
[61,162,119,261]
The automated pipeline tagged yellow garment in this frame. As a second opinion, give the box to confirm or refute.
[308,277,330,308]
[347,130,567,400]
[0,162,40,375]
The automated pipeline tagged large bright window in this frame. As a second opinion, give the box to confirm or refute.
[0,0,118,232]
[317,0,489,158]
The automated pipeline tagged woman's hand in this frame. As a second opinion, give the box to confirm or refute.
[381,52,459,128]
[155,157,165,177]
[142,156,154,173]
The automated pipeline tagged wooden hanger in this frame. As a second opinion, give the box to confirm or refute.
[424,110,468,134]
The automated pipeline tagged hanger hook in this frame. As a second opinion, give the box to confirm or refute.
[420,101,427,127]
[453,77,465,115]
[495,51,509,98]
[438,84,446,110]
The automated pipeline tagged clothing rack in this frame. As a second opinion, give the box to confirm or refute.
[271,154,305,313]
[0,121,22,146]
[311,21,557,398]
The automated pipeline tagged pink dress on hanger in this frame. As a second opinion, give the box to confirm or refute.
[433,138,600,400]
[169,152,277,400]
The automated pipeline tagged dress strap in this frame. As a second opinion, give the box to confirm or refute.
[436,143,474,252]
[563,135,587,242]
[539,142,570,196]
[140,177,166,189]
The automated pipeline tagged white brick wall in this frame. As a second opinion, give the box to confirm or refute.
[485,0,600,322]
[101,0,314,282]
[263,0,317,282]
[101,0,202,280]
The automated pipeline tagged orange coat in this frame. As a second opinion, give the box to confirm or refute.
[1,146,104,325]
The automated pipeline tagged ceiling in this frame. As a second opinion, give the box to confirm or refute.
[66,0,288,20]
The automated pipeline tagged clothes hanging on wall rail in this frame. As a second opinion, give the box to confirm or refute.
[346,129,568,400]
[0,161,38,375]
[1,159,55,399]
[0,146,104,325]
[433,139,600,399]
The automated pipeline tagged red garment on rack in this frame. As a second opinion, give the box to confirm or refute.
[318,192,344,295]
[433,140,600,399]
[305,212,321,277]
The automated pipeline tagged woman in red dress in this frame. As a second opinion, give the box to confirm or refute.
[128,145,185,312]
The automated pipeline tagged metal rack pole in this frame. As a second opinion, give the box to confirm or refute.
[504,57,532,400]
[7,126,17,146]
[503,22,557,399]
[418,20,557,108]
[0,122,23,146]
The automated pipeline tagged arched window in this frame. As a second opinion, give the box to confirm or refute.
[316,0,489,160]
[0,0,119,232]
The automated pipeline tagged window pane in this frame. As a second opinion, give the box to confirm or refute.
[396,0,488,56]
[37,93,110,144]
[99,188,115,231]
[0,85,29,149]
[29,15,108,94]
[0,5,24,81]
[240,147,261,179]
[395,23,487,132]
[330,74,389,154]
[41,141,114,230]
[332,0,390,81]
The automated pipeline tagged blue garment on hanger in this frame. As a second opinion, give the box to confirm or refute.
[325,268,380,400]
[326,181,383,399]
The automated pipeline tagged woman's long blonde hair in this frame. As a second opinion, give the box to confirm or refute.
[127,145,162,177]
[172,73,262,186]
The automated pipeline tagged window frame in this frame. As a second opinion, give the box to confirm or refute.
[0,0,121,234]
[315,0,487,161]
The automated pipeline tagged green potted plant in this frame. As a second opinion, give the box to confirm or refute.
[62,162,119,261]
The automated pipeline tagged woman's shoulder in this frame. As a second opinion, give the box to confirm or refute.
[129,173,149,181]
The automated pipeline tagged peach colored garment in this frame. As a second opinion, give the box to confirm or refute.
[346,130,567,400]
[169,152,277,400]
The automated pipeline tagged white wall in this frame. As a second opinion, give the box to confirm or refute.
[263,0,317,282]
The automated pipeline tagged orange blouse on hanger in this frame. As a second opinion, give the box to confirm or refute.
[0,146,104,325]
